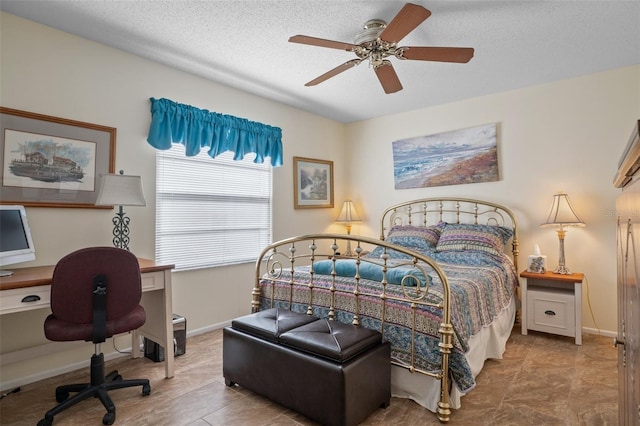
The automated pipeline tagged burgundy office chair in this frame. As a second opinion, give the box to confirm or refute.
[38,247,151,426]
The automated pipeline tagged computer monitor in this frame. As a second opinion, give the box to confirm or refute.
[0,205,36,276]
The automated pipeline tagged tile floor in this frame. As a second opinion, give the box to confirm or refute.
[0,325,618,425]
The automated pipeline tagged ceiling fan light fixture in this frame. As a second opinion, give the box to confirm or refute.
[288,2,474,94]
[354,19,386,45]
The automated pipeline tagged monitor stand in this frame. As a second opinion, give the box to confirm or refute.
[0,270,14,277]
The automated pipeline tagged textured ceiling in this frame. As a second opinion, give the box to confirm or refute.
[2,1,639,123]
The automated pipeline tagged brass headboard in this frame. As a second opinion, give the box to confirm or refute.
[380,197,519,271]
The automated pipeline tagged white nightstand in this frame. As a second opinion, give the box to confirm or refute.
[520,270,584,345]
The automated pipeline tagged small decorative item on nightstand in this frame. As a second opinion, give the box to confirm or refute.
[526,244,546,273]
[527,256,546,273]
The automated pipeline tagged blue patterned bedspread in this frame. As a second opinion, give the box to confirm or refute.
[258,250,517,392]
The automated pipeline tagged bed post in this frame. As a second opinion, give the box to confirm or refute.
[438,323,453,423]
[253,245,276,313]
[437,272,453,423]
[511,229,520,273]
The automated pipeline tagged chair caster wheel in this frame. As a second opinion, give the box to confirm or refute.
[102,412,115,425]
[37,418,52,426]
[113,374,123,381]
[55,389,69,402]
[142,383,151,396]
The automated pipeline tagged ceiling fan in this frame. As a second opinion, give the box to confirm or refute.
[289,2,474,94]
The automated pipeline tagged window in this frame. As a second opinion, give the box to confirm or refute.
[156,146,272,271]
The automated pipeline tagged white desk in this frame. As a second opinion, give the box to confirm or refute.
[0,258,175,378]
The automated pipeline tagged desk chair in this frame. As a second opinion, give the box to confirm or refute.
[38,247,151,426]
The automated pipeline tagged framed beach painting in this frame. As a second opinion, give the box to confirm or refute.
[392,123,499,189]
[0,107,116,208]
[293,156,334,209]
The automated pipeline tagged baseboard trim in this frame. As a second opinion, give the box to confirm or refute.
[0,321,232,392]
[0,347,130,392]
[187,320,230,336]
[582,326,617,339]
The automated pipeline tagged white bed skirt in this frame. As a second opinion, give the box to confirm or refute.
[390,297,517,412]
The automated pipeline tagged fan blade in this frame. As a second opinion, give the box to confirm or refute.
[400,46,474,63]
[379,3,431,43]
[289,35,358,51]
[374,61,403,94]
[305,59,362,86]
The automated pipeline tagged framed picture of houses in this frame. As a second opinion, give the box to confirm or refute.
[0,107,115,208]
[293,156,334,209]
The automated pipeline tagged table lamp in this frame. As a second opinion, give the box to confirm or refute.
[335,200,362,256]
[95,170,147,251]
[541,191,585,274]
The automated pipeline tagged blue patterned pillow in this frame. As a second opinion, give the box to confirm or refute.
[435,223,513,256]
[386,223,444,250]
[368,222,444,258]
[366,245,412,260]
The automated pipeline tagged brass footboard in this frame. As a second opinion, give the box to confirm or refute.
[252,233,454,423]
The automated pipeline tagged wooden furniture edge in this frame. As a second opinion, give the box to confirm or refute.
[519,270,584,283]
[0,258,174,291]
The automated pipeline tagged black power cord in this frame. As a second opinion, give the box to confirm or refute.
[0,387,21,399]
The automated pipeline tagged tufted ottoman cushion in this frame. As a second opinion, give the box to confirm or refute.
[279,318,382,362]
[231,307,319,343]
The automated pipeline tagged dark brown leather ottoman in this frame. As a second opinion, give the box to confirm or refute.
[223,308,391,426]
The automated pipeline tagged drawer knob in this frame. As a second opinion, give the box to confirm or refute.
[544,310,556,316]
[21,295,41,303]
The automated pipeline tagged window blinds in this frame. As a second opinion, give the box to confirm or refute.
[156,147,272,271]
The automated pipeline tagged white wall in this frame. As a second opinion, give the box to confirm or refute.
[346,65,640,336]
[0,12,346,387]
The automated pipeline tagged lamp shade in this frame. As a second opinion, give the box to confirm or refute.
[541,192,585,227]
[336,200,361,223]
[95,173,147,207]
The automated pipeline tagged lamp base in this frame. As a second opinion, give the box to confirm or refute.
[342,247,358,257]
[342,224,359,257]
[553,228,571,274]
[343,237,359,257]
[111,207,132,251]
[552,265,572,275]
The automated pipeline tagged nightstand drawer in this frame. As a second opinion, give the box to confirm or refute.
[526,287,575,337]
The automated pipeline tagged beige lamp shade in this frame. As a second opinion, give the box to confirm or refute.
[95,173,147,207]
[335,200,362,223]
[541,192,585,227]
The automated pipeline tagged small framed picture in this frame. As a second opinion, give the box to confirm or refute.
[293,156,334,209]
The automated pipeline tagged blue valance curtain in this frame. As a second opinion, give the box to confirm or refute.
[147,97,283,167]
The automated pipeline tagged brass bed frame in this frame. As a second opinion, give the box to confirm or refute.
[251,198,519,423]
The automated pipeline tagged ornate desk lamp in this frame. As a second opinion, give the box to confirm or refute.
[95,170,147,251]
[541,191,585,274]
[335,200,362,257]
